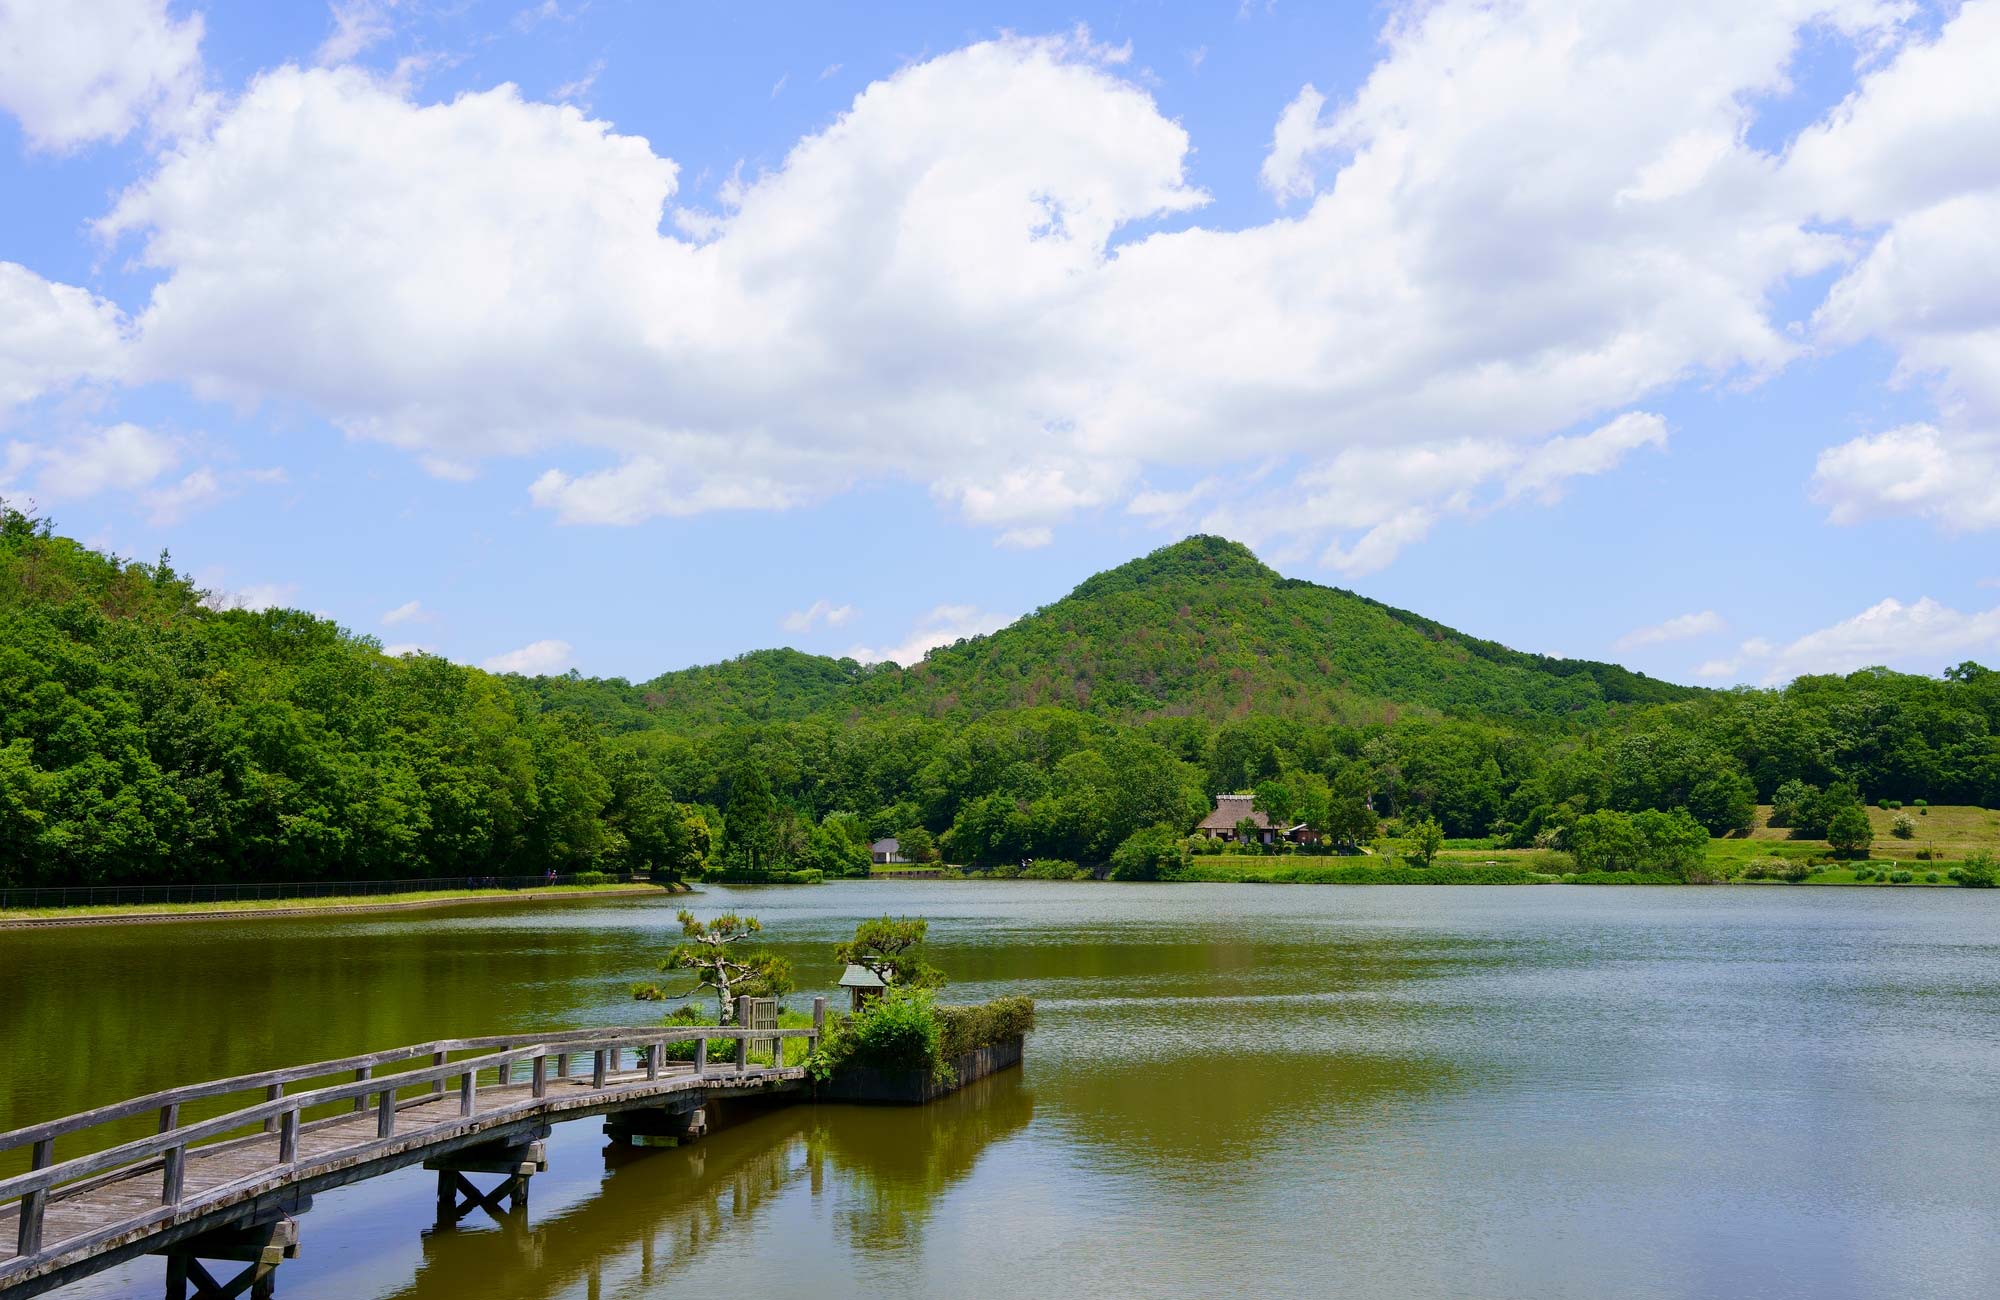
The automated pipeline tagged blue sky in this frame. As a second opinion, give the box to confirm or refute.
[1,0,1996,686]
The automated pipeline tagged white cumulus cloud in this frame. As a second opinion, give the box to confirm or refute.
[0,263,129,408]
[1614,609,1726,652]
[849,605,1013,666]
[75,1,2000,575]
[1702,600,2000,684]
[0,0,207,151]
[780,599,855,633]
[481,639,575,675]
[1791,2,2000,535]
[380,599,426,626]
[7,423,178,500]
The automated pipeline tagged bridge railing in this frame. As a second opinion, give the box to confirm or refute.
[0,1004,825,1270]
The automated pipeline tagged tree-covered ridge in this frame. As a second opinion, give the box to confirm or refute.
[4,506,1996,890]
[0,504,702,888]
[629,535,1700,731]
[895,535,1698,722]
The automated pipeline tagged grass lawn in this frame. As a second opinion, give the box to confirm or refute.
[1187,806,1996,886]
[0,881,668,922]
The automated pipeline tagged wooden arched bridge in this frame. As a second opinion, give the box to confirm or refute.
[0,1001,824,1299]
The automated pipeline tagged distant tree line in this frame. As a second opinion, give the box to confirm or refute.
[3,504,1997,887]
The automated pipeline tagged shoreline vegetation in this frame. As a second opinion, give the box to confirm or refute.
[0,880,673,925]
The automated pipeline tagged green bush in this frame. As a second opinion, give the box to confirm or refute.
[570,870,617,886]
[937,995,1035,1058]
[1890,813,1917,840]
[1959,852,1996,888]
[1568,808,1709,876]
[813,990,1035,1084]
[1021,858,1091,880]
[1854,868,1875,881]
[1109,824,1188,881]
[1926,872,1940,883]
[1889,870,1914,884]
[702,867,825,884]
[1523,849,1577,874]
[832,987,942,1073]
[1826,803,1874,858]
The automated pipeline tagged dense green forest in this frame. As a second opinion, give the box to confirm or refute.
[2,509,1995,887]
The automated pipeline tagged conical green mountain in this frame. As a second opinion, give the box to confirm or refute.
[637,536,1696,729]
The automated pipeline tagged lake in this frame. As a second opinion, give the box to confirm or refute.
[5,882,1999,1299]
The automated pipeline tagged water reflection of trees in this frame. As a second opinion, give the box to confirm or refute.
[377,1078,1032,1300]
[807,1072,1035,1253]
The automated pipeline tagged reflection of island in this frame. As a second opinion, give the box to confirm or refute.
[379,1076,1033,1300]
[808,1071,1036,1254]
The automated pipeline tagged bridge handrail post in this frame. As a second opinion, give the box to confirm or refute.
[352,1065,371,1112]
[531,1053,548,1099]
[160,1142,185,1206]
[647,1040,662,1081]
[459,1069,477,1118]
[811,997,826,1060]
[278,1108,300,1165]
[376,1088,395,1139]
[262,1082,283,1133]
[694,1037,707,1077]
[431,1050,448,1096]
[592,1049,608,1089]
[735,997,750,1073]
[16,1138,52,1256]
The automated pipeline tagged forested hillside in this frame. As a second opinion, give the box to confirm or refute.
[2,506,1996,887]
[617,536,1696,728]
[0,506,700,888]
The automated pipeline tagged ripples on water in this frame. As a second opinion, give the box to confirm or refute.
[6,883,1998,1299]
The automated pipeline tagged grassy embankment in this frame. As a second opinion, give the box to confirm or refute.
[1181,804,1999,886]
[0,881,672,923]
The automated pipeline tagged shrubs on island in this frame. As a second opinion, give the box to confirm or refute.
[808,988,1036,1085]
[633,911,1036,1087]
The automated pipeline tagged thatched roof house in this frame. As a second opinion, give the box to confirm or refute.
[1197,794,1315,845]
[1197,794,1272,838]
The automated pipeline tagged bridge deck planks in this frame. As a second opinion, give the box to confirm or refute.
[0,1064,725,1272]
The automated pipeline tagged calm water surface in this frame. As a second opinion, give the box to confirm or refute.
[5,883,1999,1299]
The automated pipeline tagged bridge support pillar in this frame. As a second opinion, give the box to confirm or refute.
[603,1095,707,1148]
[157,1213,301,1300]
[423,1134,547,1230]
